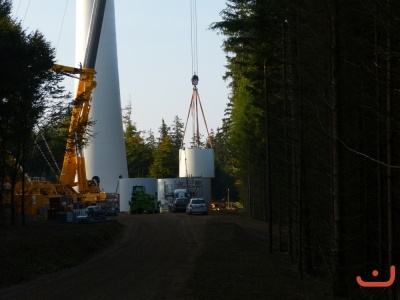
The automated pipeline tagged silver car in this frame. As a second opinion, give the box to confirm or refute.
[186,198,208,215]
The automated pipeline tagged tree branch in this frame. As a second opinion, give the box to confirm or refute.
[337,137,400,168]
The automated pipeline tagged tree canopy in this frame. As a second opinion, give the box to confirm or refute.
[0,0,71,225]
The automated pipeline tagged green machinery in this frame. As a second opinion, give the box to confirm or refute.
[129,185,159,214]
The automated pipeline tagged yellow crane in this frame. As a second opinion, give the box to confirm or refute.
[4,0,108,217]
[51,0,108,204]
[51,64,106,203]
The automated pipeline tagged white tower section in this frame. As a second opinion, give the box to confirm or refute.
[179,148,215,178]
[76,0,128,193]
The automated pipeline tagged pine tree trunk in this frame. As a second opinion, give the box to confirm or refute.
[21,155,26,226]
[289,0,301,265]
[246,159,251,219]
[282,21,290,254]
[0,154,5,226]
[10,181,15,226]
[264,61,273,253]
[374,4,383,269]
[331,0,345,296]
[386,1,393,299]
[294,0,307,278]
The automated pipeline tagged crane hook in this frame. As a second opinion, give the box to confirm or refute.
[191,74,199,86]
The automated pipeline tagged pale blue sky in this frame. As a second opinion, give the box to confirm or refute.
[12,0,229,140]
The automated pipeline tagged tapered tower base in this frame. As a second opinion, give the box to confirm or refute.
[76,0,128,193]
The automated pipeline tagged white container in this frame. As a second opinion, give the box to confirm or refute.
[157,178,179,203]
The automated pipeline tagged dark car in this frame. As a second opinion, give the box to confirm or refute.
[76,205,106,223]
[171,198,189,213]
[86,205,105,217]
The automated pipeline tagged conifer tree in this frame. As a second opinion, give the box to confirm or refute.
[0,0,69,225]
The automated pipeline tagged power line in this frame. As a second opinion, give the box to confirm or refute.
[15,0,22,15]
[21,0,31,26]
[56,0,69,51]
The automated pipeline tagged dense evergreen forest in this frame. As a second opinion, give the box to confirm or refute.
[210,0,400,298]
[2,0,400,297]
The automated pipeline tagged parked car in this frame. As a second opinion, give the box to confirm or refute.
[171,198,189,213]
[186,198,208,215]
[86,205,105,217]
[75,205,117,223]
[75,205,104,223]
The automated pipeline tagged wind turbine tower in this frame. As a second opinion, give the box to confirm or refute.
[76,0,128,193]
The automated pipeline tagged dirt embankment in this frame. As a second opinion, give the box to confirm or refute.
[0,220,121,288]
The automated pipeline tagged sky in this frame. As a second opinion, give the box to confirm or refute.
[11,0,230,142]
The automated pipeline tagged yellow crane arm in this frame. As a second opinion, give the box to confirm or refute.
[52,64,96,193]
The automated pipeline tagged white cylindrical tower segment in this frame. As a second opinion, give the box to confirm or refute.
[179,148,215,178]
[76,0,128,193]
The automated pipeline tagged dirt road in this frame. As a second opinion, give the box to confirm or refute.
[0,212,334,300]
[0,213,208,299]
